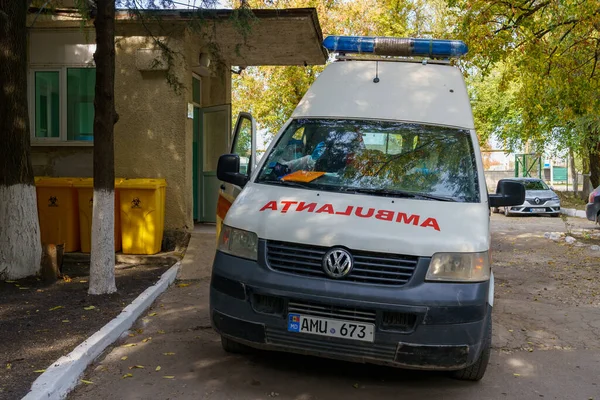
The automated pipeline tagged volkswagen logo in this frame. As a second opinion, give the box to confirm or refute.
[322,248,353,278]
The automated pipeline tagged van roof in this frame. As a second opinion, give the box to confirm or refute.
[291,60,475,130]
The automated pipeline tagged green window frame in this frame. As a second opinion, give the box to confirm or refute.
[30,66,96,144]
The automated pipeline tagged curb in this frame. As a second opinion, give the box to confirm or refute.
[560,207,587,219]
[22,262,181,400]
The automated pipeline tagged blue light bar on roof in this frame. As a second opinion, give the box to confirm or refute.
[323,36,468,58]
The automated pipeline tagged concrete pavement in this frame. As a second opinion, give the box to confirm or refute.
[70,216,600,400]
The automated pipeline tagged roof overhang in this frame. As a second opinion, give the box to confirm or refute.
[27,7,328,67]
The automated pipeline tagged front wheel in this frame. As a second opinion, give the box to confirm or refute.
[450,318,492,381]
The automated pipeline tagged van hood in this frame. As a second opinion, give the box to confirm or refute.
[224,183,490,257]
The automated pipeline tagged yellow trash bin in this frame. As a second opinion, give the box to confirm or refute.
[35,177,80,252]
[74,178,123,253]
[117,178,167,255]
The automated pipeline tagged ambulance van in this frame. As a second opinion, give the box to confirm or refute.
[210,36,525,380]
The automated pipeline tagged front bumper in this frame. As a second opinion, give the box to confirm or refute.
[209,250,491,371]
[506,200,560,215]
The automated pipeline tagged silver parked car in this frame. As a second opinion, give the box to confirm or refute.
[493,177,560,217]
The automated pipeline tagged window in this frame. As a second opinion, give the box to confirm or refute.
[232,118,252,175]
[257,119,480,203]
[30,67,96,143]
[34,71,60,138]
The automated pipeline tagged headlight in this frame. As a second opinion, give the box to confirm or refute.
[426,252,490,282]
[218,225,258,260]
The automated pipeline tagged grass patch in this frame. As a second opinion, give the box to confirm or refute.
[557,191,587,211]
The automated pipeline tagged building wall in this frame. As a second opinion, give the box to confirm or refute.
[28,26,235,234]
[113,28,193,232]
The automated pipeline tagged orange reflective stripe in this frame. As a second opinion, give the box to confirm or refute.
[216,194,233,220]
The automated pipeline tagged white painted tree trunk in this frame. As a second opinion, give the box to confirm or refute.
[0,184,42,279]
[88,189,116,294]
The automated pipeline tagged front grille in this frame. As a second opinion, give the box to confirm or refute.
[526,198,553,204]
[288,300,376,323]
[266,241,418,286]
[265,327,397,361]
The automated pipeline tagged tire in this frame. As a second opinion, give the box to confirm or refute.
[450,317,492,381]
[504,207,512,217]
[220,336,250,354]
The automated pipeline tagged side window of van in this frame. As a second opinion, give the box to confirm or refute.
[232,118,252,175]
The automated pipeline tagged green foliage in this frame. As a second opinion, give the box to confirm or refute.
[232,0,456,143]
[449,0,600,180]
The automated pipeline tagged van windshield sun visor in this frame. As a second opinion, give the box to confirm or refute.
[322,36,468,58]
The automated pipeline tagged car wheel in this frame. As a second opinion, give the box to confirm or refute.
[450,317,492,381]
[221,336,250,354]
[504,207,512,217]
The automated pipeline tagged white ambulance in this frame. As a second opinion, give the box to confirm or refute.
[210,36,524,380]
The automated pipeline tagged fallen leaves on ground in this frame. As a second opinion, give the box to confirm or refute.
[157,330,166,334]
[62,320,70,323]
[83,306,96,311]
[122,373,133,379]
[49,306,64,311]
[120,356,128,361]
[80,380,94,385]
[5,280,15,283]
[62,275,72,282]
[163,376,175,379]
[513,373,521,377]
[129,365,145,370]
[148,312,157,317]
[155,366,161,371]
[6,364,11,370]
[122,344,136,348]
[163,352,175,356]
[34,369,46,373]
[142,337,152,343]
[177,283,190,288]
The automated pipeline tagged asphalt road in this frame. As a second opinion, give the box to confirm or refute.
[71,214,600,400]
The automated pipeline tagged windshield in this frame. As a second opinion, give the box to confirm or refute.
[521,180,550,190]
[256,119,480,203]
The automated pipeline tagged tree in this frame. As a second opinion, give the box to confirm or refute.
[448,0,600,186]
[232,0,456,142]
[88,0,119,294]
[0,0,43,280]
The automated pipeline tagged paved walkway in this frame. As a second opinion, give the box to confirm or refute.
[178,224,216,281]
[69,216,600,400]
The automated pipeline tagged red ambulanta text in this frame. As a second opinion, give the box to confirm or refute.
[259,201,440,231]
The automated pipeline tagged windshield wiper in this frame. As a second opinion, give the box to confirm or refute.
[259,179,313,189]
[342,187,456,202]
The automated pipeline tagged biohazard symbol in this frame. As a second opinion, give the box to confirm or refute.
[48,196,58,207]
[131,197,141,208]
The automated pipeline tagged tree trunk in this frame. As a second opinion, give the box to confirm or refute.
[89,0,118,295]
[588,139,600,190]
[569,148,578,194]
[0,0,42,280]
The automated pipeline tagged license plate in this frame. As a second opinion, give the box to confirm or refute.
[287,314,375,342]
[531,208,545,212]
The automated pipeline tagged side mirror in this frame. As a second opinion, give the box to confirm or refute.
[489,180,525,208]
[217,154,249,187]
